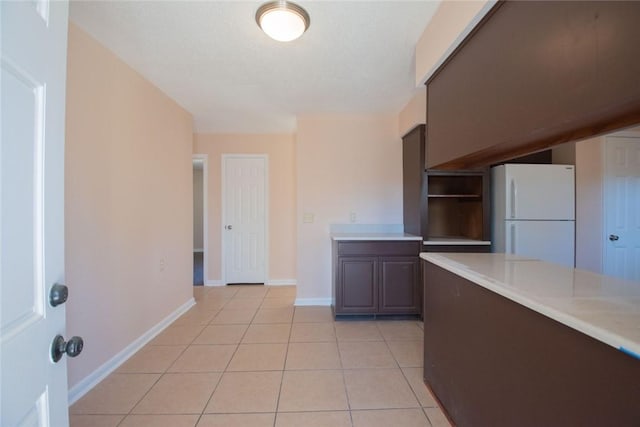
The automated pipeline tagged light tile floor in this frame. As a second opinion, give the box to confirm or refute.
[70,285,451,427]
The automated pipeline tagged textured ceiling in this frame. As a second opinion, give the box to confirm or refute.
[70,1,440,133]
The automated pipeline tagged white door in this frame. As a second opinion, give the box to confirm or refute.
[505,220,575,267]
[222,155,267,284]
[603,136,640,281]
[505,164,575,220]
[1,1,71,426]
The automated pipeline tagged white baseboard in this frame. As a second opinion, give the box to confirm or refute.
[67,297,195,405]
[266,279,297,286]
[205,280,225,287]
[205,279,296,287]
[294,297,332,306]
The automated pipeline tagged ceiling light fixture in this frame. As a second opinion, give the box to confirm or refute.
[256,1,310,42]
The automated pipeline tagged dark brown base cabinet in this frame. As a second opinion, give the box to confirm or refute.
[423,261,640,426]
[332,240,421,318]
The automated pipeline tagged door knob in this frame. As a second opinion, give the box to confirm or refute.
[49,283,68,307]
[609,234,619,241]
[51,335,84,363]
[225,225,233,230]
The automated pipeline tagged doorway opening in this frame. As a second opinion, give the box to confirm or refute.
[603,135,640,281]
[193,155,208,285]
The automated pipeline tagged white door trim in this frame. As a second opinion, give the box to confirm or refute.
[221,154,269,284]
[193,154,209,284]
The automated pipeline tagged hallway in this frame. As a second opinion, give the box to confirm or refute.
[69,285,449,427]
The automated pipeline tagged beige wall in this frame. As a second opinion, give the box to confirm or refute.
[575,136,604,273]
[193,167,204,250]
[415,0,494,85]
[398,88,426,137]
[296,114,402,301]
[552,141,577,165]
[193,133,296,283]
[65,23,194,389]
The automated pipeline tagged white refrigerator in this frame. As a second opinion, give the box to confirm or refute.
[492,164,575,267]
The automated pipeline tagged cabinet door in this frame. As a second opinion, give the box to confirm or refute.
[336,257,378,314]
[403,125,425,236]
[379,257,420,314]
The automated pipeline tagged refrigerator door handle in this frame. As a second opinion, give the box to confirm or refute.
[510,179,517,219]
[510,223,517,253]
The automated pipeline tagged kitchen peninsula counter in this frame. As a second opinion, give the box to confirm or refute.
[420,252,640,426]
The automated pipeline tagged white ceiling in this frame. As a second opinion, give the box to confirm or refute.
[70,1,440,134]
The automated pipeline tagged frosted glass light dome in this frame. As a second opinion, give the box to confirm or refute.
[256,1,310,42]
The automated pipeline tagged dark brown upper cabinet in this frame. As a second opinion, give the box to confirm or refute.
[426,1,640,170]
[402,125,427,237]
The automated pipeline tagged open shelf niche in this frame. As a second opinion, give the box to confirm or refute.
[401,124,491,252]
[425,171,488,242]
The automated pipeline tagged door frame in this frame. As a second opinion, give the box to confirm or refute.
[221,154,269,285]
[192,154,209,284]
[602,132,640,278]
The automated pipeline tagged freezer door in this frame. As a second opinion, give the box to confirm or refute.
[505,220,575,267]
[505,164,575,220]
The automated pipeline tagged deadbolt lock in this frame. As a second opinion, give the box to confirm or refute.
[49,283,68,307]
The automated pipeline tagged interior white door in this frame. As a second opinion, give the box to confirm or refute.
[603,136,640,281]
[223,156,267,284]
[1,1,71,426]
[505,220,575,267]
[505,164,575,220]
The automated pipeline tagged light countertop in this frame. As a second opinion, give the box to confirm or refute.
[423,237,491,245]
[331,232,422,241]
[420,252,640,359]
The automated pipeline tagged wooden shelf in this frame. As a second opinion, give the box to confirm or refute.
[428,194,481,198]
[424,236,491,245]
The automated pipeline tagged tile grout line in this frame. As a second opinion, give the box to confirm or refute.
[331,313,367,426]
[337,327,356,427]
[120,287,242,425]
[109,299,218,425]
[69,286,257,425]
[271,305,296,426]
[380,321,434,426]
[380,322,426,413]
[422,407,436,427]
[196,292,267,423]
[190,288,239,427]
[77,289,435,427]
[153,290,229,424]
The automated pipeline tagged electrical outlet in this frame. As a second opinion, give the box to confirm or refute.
[303,213,314,223]
[159,258,166,272]
[349,212,357,223]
